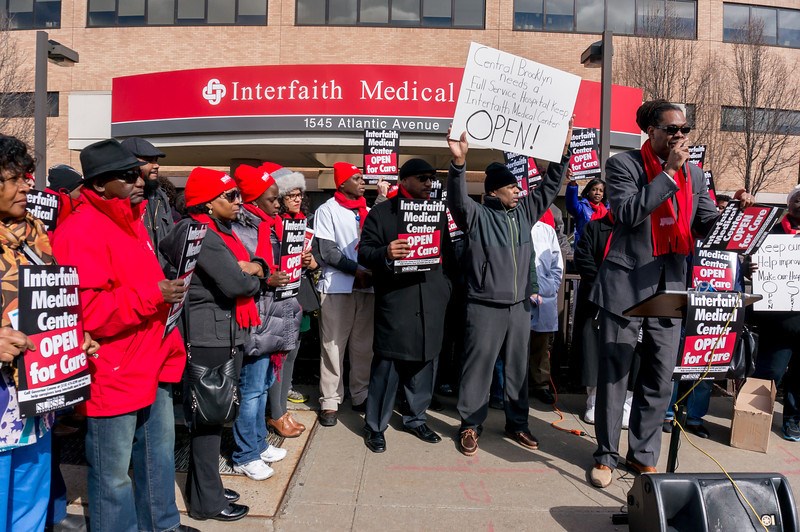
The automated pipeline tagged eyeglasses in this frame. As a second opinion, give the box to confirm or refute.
[654,125,692,135]
[220,189,242,203]
[414,174,437,183]
[0,173,34,188]
[284,191,303,201]
[116,169,142,184]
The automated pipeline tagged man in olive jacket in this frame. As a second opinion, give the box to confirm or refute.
[446,124,571,457]
[358,158,454,453]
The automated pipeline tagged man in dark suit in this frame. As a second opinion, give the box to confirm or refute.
[587,100,755,488]
[358,159,454,453]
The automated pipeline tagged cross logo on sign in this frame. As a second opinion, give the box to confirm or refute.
[202,79,226,106]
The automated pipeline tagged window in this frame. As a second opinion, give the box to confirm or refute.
[513,0,695,37]
[0,0,61,29]
[723,3,800,49]
[721,106,800,136]
[0,92,59,118]
[87,0,266,26]
[296,0,484,28]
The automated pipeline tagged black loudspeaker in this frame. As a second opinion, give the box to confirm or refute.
[627,473,799,532]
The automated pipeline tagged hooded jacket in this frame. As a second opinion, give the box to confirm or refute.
[52,190,185,417]
[446,153,569,305]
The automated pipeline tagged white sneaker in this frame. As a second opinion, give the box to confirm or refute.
[260,444,287,463]
[584,387,596,425]
[622,391,633,430]
[233,459,274,481]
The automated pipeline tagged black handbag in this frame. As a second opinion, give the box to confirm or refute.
[727,324,758,380]
[182,302,240,426]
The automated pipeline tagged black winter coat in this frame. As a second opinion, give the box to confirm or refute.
[358,196,454,362]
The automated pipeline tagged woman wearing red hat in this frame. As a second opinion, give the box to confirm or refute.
[160,167,266,522]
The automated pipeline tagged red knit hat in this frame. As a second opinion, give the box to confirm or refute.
[184,167,236,207]
[234,164,276,203]
[333,162,361,188]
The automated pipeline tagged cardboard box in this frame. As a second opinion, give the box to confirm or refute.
[730,378,777,453]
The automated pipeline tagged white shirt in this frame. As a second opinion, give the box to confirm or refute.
[530,221,563,333]
[314,197,373,294]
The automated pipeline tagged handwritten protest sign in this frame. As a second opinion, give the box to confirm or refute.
[699,201,784,255]
[568,128,601,180]
[753,234,800,311]
[673,291,744,381]
[15,265,90,417]
[451,43,580,162]
[396,199,446,273]
[26,190,59,232]
[691,248,739,292]
[363,129,400,185]
[164,222,206,337]
[276,218,306,300]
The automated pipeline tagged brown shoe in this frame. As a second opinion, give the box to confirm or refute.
[459,429,479,456]
[589,464,613,488]
[504,430,539,450]
[624,458,657,475]
[286,413,306,433]
[268,413,302,438]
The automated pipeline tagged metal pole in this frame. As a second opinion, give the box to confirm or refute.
[600,30,613,180]
[34,30,48,190]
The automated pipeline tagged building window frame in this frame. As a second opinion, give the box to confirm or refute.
[513,0,697,39]
[0,0,61,30]
[721,105,800,136]
[722,3,800,49]
[86,0,268,28]
[295,0,485,29]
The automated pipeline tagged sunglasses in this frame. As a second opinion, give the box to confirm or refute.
[220,189,242,203]
[654,125,692,135]
[117,169,142,184]
[414,174,437,183]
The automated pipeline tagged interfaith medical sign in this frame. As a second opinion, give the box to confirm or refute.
[111,64,643,139]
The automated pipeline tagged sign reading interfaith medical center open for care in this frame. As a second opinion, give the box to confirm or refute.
[450,43,581,162]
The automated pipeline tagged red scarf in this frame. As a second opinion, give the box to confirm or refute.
[539,208,555,228]
[190,213,261,328]
[242,204,283,272]
[589,201,608,221]
[282,211,307,220]
[334,191,368,230]
[641,140,693,256]
[603,211,616,259]
[398,185,415,199]
[781,215,799,235]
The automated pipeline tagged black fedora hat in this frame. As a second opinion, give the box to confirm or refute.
[80,139,144,182]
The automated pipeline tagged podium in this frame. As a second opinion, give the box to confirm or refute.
[623,290,762,474]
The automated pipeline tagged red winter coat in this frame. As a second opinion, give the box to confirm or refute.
[52,189,185,416]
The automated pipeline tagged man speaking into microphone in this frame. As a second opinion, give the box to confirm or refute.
[587,100,755,488]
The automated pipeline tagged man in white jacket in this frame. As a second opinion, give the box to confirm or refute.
[530,220,563,401]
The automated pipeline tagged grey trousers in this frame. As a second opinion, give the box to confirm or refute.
[594,308,681,469]
[458,299,531,433]
[365,356,434,433]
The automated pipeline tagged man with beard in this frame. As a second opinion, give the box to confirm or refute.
[121,137,173,273]
[358,159,453,452]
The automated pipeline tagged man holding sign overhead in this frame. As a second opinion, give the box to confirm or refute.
[446,120,572,457]
[587,100,755,489]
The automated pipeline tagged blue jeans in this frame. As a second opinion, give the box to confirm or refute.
[86,383,180,532]
[490,357,504,404]
[233,353,271,465]
[665,380,711,425]
[0,430,51,531]
[753,345,800,423]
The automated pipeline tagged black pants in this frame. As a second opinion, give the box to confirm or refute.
[184,345,243,518]
[365,356,434,433]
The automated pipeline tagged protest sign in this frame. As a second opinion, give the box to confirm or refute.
[164,222,206,337]
[396,198,446,273]
[503,152,541,197]
[303,226,315,253]
[451,42,580,162]
[568,128,601,180]
[673,291,745,381]
[441,190,464,243]
[276,218,306,300]
[699,201,784,255]
[691,248,739,292]
[15,265,90,417]
[704,170,717,204]
[753,234,800,311]
[363,129,400,185]
[26,190,59,232]
[689,145,706,169]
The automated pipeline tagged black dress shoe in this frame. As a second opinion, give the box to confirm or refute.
[532,388,555,405]
[687,423,710,439]
[224,488,240,503]
[352,401,366,413]
[429,397,444,412]
[404,423,442,443]
[662,420,673,433]
[318,409,338,427]
[178,526,201,532]
[365,430,386,453]
[191,503,249,522]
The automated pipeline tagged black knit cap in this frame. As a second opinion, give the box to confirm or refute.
[399,158,436,180]
[47,164,83,193]
[484,162,517,193]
